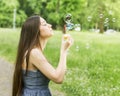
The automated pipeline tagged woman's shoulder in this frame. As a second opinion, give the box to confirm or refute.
[30,48,47,67]
[31,48,42,56]
[30,48,45,60]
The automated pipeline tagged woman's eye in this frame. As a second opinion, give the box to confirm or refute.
[43,23,47,26]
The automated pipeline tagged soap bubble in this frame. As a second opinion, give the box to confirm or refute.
[64,13,74,31]
[64,13,72,24]
[76,45,80,52]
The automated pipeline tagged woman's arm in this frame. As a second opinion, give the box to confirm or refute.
[30,48,67,84]
[30,35,73,84]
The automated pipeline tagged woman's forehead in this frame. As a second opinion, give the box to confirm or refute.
[40,17,46,23]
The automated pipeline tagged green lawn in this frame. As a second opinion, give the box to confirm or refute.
[0,28,120,96]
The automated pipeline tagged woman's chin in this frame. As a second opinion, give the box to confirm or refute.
[50,30,54,36]
[47,33,54,38]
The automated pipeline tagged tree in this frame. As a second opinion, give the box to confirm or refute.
[84,0,120,33]
[46,0,86,29]
[0,0,27,27]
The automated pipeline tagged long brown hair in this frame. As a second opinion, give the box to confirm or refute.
[12,15,41,96]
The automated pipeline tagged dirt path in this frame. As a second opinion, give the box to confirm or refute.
[0,58,13,96]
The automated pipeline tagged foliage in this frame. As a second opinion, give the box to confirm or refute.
[84,0,120,31]
[0,0,120,31]
[0,0,27,27]
[46,0,86,29]
[18,0,43,16]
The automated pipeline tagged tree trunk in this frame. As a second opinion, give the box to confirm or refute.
[56,0,60,13]
[98,4,104,33]
[99,15,104,33]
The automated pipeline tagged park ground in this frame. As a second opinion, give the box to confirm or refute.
[0,28,120,96]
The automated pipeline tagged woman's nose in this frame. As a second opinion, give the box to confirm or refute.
[48,24,52,27]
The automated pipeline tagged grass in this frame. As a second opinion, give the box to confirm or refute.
[0,28,120,96]
[0,28,20,62]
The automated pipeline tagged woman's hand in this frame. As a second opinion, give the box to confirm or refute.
[61,34,74,52]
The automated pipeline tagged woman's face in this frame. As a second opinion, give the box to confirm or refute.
[39,17,53,38]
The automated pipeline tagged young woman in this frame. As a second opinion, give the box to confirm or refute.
[12,15,73,96]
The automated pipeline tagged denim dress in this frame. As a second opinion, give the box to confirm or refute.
[22,70,51,96]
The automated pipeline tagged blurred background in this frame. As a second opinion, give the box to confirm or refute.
[0,0,120,96]
[0,0,120,32]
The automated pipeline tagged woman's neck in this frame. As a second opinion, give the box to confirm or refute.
[39,37,48,51]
